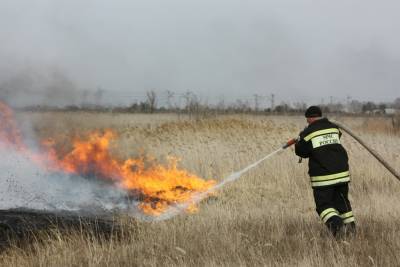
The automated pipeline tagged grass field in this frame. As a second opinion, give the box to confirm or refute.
[1,112,400,266]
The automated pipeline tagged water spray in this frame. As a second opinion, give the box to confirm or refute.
[149,137,299,221]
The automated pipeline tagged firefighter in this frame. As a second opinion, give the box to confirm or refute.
[295,106,355,237]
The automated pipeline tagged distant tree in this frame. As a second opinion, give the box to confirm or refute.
[362,102,377,113]
[330,103,344,113]
[182,91,203,115]
[234,99,251,113]
[274,105,285,113]
[274,102,291,113]
[140,101,150,112]
[146,90,157,113]
[378,103,387,111]
[64,105,80,111]
[127,102,140,113]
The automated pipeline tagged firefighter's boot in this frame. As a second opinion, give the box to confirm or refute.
[325,216,344,237]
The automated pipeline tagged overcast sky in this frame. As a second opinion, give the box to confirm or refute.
[1,0,400,106]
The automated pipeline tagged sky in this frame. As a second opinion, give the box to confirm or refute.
[0,0,400,107]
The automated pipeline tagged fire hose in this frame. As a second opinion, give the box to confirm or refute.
[284,120,400,182]
[331,120,400,182]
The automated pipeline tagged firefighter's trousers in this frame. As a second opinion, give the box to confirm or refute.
[313,183,355,236]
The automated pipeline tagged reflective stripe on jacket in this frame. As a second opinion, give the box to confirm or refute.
[295,118,350,188]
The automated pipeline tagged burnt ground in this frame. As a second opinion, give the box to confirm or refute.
[0,209,122,249]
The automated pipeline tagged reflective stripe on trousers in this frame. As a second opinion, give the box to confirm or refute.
[319,208,355,224]
[311,171,350,187]
[340,211,355,224]
[319,208,340,223]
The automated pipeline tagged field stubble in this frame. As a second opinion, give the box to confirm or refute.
[1,113,400,266]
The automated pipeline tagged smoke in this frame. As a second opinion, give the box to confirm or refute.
[0,101,202,221]
[0,108,146,217]
[0,143,139,214]
[0,66,80,107]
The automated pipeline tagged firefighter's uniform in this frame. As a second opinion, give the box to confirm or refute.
[295,116,355,236]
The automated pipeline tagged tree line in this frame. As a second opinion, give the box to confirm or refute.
[18,90,400,117]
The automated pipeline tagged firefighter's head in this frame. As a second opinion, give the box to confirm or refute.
[305,106,322,124]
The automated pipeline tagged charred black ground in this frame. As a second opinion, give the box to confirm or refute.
[0,209,122,249]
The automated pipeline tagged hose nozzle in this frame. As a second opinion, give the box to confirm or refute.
[282,137,300,149]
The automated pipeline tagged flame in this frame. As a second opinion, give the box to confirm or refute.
[0,101,216,216]
[0,102,25,148]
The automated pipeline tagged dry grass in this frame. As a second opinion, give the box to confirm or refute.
[2,113,400,266]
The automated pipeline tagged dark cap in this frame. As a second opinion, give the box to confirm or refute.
[305,106,322,118]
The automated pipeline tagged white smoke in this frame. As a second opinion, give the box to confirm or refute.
[0,143,144,216]
[0,67,80,108]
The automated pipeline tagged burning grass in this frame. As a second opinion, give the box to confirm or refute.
[1,110,400,266]
[0,102,216,216]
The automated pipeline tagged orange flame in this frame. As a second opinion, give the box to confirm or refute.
[0,101,216,216]
[0,102,25,148]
